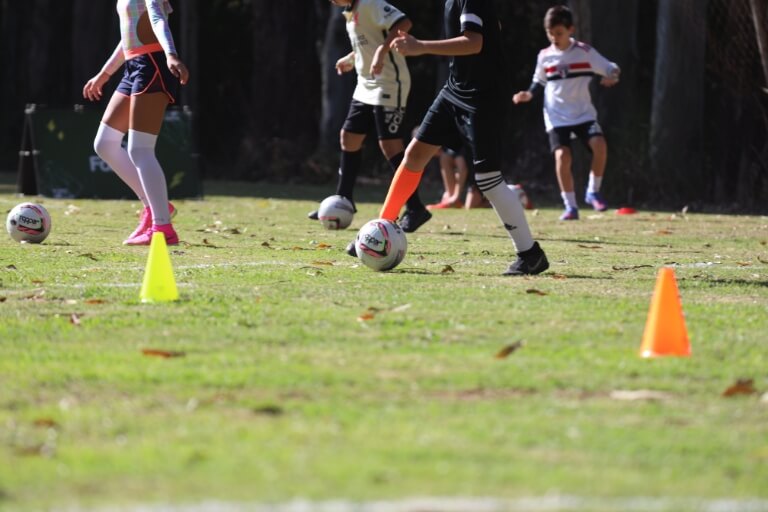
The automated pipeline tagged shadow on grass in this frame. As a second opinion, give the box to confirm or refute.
[690,277,768,289]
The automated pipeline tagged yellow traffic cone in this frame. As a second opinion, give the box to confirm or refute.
[139,231,178,303]
[639,267,690,358]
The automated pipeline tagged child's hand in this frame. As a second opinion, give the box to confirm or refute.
[167,54,189,85]
[390,30,423,57]
[82,72,111,102]
[370,45,387,76]
[512,91,533,104]
[335,55,355,75]
[600,77,619,87]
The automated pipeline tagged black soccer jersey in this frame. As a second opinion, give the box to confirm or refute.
[442,0,509,112]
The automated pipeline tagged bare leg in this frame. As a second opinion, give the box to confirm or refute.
[438,151,457,204]
[588,136,608,177]
[554,147,574,193]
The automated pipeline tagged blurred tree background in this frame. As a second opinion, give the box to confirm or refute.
[0,0,766,209]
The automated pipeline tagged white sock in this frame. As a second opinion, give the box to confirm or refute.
[127,130,171,225]
[587,173,603,194]
[93,123,147,204]
[475,172,535,253]
[561,191,578,209]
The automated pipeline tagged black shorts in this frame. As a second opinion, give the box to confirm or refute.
[547,120,604,153]
[116,51,180,104]
[415,89,504,174]
[342,100,406,140]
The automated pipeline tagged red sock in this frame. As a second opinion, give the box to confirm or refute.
[379,166,423,220]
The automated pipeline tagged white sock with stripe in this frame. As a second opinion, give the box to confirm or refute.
[475,171,535,253]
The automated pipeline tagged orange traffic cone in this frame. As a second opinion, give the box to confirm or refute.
[639,267,691,358]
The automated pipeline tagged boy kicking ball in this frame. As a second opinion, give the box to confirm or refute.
[513,5,620,221]
[350,0,549,276]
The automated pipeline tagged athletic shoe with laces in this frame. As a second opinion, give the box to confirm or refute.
[399,208,432,233]
[124,203,177,243]
[584,191,608,211]
[124,223,179,246]
[559,207,579,221]
[503,241,549,276]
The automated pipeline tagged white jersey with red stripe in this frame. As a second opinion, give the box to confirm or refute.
[532,38,619,131]
[343,0,411,108]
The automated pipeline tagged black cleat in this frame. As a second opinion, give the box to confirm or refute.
[399,208,432,233]
[346,240,358,258]
[307,210,319,220]
[503,241,549,276]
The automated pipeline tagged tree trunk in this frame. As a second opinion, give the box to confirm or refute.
[71,0,117,104]
[178,1,199,110]
[748,0,768,91]
[245,0,322,177]
[649,0,707,204]
[319,7,355,151]
[586,0,641,204]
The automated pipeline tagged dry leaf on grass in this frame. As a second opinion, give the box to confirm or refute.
[85,299,106,305]
[577,244,602,250]
[316,243,332,249]
[722,378,758,397]
[33,418,60,429]
[441,265,455,274]
[495,341,524,359]
[253,405,284,416]
[657,229,674,235]
[526,289,548,296]
[141,349,186,358]
[202,239,219,248]
[357,306,382,321]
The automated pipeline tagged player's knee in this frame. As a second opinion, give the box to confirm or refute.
[554,147,571,164]
[590,137,607,154]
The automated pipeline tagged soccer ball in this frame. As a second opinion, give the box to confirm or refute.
[354,219,407,272]
[6,202,52,243]
[318,195,354,230]
[509,183,534,210]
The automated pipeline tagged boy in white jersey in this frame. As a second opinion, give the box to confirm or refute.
[82,0,189,244]
[308,0,431,233]
[513,5,620,220]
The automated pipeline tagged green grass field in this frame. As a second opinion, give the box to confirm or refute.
[1,176,767,511]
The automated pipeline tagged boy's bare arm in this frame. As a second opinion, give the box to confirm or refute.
[390,30,483,58]
[371,18,412,76]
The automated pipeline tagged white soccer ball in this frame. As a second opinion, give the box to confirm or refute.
[318,195,354,230]
[508,183,534,210]
[355,219,407,272]
[6,202,52,243]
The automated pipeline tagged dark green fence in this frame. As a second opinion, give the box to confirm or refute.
[17,105,202,199]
